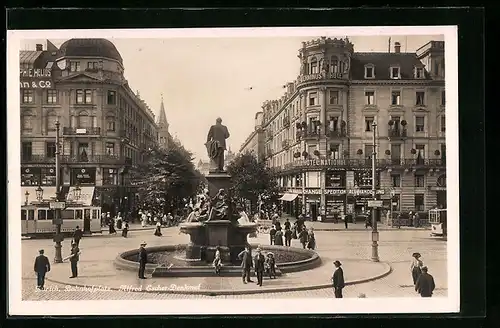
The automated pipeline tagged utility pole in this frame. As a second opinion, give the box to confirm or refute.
[53,120,63,263]
[371,121,380,262]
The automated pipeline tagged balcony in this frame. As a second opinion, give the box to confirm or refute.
[326,129,347,139]
[266,149,273,158]
[388,127,407,140]
[283,117,290,128]
[63,127,101,136]
[302,130,319,140]
[281,139,290,150]
[60,155,130,165]
[22,155,56,164]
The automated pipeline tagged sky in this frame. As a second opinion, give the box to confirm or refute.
[21,34,444,162]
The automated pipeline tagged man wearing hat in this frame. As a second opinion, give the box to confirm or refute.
[69,241,80,278]
[415,266,435,297]
[253,248,266,286]
[332,260,345,298]
[238,245,254,284]
[33,249,50,289]
[138,242,148,279]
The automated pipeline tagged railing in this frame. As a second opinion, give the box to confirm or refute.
[327,129,347,138]
[283,117,290,128]
[21,154,56,163]
[21,154,131,165]
[281,140,290,150]
[63,127,101,135]
[388,128,407,139]
[302,130,319,139]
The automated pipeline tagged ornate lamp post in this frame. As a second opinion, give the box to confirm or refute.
[24,190,30,206]
[389,189,396,226]
[36,185,44,202]
[371,121,380,262]
[53,120,64,264]
[74,184,82,200]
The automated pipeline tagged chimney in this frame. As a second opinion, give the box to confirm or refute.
[36,44,43,51]
[394,42,401,53]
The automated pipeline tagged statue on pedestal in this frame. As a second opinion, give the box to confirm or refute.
[205,117,230,173]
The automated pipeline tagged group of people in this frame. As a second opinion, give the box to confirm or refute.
[410,252,436,297]
[102,212,130,237]
[237,245,278,286]
[268,218,316,250]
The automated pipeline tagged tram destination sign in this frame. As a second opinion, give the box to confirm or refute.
[49,201,66,209]
[367,200,383,208]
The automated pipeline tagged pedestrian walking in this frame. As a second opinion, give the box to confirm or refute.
[67,241,80,278]
[121,221,129,237]
[284,228,292,247]
[253,248,266,286]
[116,212,123,230]
[238,245,254,284]
[213,246,222,275]
[415,266,435,297]
[265,252,277,279]
[73,226,83,247]
[138,241,148,279]
[343,213,348,229]
[298,226,308,249]
[108,217,117,234]
[284,218,291,230]
[332,260,345,298]
[269,225,276,245]
[33,249,50,289]
[307,228,316,250]
[154,220,162,236]
[410,252,424,285]
[274,228,284,246]
[414,212,420,228]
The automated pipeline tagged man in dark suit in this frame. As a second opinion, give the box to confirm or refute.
[73,226,83,247]
[206,117,230,172]
[68,242,80,278]
[415,266,436,297]
[34,249,50,289]
[138,241,148,279]
[332,260,345,298]
[238,245,254,284]
[253,248,266,286]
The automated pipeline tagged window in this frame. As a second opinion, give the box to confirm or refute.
[441,90,446,106]
[77,111,91,128]
[416,144,425,161]
[331,57,338,73]
[329,90,339,105]
[415,116,425,132]
[326,171,344,188]
[46,89,58,104]
[76,90,84,104]
[414,194,425,211]
[76,89,93,104]
[310,58,318,74]
[365,66,374,78]
[415,67,424,79]
[308,117,319,133]
[328,116,339,131]
[391,90,401,105]
[21,111,33,132]
[87,62,98,69]
[78,143,89,161]
[106,142,115,155]
[391,67,400,79]
[365,117,374,131]
[85,90,92,104]
[414,174,425,187]
[107,91,116,105]
[22,90,34,104]
[364,144,374,159]
[365,91,375,105]
[416,91,425,106]
[103,168,118,185]
[106,116,115,131]
[308,92,317,106]
[46,142,56,158]
[22,142,32,161]
[69,61,80,72]
[391,174,401,187]
[329,144,340,159]
[440,115,446,133]
[46,111,57,131]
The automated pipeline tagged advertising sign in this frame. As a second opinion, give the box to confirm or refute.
[20,68,53,89]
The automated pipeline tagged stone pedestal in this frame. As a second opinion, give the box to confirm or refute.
[204,220,232,263]
[205,171,232,198]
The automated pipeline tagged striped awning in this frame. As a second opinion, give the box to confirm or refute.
[279,193,298,202]
[21,187,57,205]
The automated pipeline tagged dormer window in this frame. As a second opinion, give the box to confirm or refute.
[414,67,425,79]
[364,65,375,79]
[69,61,80,72]
[390,66,401,79]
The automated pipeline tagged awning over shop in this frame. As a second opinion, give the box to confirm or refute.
[279,193,299,202]
[21,186,57,205]
[67,186,95,206]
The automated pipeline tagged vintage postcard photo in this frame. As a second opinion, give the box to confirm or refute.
[7,26,459,315]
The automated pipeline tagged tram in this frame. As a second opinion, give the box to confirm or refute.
[428,208,447,237]
[21,205,102,237]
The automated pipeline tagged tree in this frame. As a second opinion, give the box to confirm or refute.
[129,141,202,213]
[226,153,279,212]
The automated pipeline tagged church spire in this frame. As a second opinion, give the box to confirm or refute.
[158,93,168,128]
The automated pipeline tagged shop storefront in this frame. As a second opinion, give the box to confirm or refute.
[71,168,96,185]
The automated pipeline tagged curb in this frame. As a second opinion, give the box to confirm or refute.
[46,261,392,296]
[309,228,428,232]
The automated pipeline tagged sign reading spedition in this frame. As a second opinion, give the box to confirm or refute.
[20,68,53,89]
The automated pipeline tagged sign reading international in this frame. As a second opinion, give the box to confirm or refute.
[20,68,53,89]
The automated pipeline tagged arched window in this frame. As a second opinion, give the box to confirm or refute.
[21,111,33,132]
[331,56,339,73]
[77,111,90,128]
[310,57,318,74]
[437,174,446,187]
[106,115,115,131]
[46,111,57,131]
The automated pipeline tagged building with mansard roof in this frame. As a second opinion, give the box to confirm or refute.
[20,39,161,221]
[257,37,446,222]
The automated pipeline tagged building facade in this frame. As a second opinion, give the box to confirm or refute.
[20,39,161,216]
[239,111,265,161]
[260,37,446,220]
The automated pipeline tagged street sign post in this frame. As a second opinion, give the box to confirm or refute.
[50,201,66,209]
[367,200,383,208]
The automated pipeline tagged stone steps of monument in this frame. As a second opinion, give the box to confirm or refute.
[152,266,283,278]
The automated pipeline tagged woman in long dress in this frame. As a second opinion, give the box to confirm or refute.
[307,228,316,250]
[121,221,129,238]
[274,228,284,246]
[213,246,222,275]
[154,220,162,237]
[410,252,424,285]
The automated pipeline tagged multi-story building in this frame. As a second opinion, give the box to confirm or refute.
[260,37,446,221]
[157,95,173,149]
[239,111,265,161]
[20,38,162,216]
[197,147,237,176]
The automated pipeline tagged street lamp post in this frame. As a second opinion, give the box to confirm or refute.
[24,191,30,206]
[371,121,380,262]
[36,185,44,202]
[53,120,64,263]
[389,189,396,226]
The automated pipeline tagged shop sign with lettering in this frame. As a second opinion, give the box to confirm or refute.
[287,188,384,195]
[297,72,344,83]
[20,69,53,89]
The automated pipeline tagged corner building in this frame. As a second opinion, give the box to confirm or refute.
[262,37,446,221]
[20,39,163,216]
